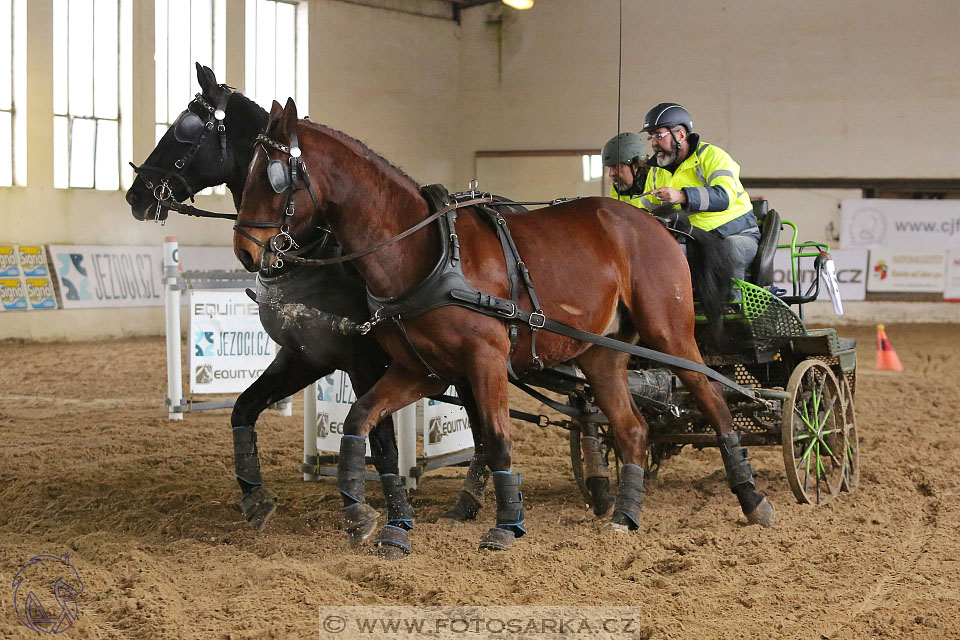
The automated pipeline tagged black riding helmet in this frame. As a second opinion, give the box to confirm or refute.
[641,102,693,134]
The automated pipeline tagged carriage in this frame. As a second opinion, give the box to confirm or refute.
[511,199,860,508]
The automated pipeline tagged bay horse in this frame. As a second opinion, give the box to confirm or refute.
[233,98,776,551]
[125,64,497,557]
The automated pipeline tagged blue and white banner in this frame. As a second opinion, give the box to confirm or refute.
[841,199,960,250]
[188,290,277,394]
[49,245,164,309]
[314,371,372,456]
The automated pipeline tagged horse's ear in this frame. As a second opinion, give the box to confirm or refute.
[281,97,299,130]
[269,100,283,121]
[196,62,218,94]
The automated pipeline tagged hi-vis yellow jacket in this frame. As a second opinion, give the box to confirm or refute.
[638,139,753,233]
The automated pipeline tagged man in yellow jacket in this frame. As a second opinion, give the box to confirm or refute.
[638,102,760,283]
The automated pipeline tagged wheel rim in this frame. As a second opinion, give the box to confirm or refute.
[781,360,846,505]
[840,377,859,493]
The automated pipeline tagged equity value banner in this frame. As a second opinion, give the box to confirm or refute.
[422,389,473,458]
[314,371,372,456]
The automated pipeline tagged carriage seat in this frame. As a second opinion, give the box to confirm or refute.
[747,200,781,288]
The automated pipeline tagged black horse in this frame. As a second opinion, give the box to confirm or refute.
[125,64,492,557]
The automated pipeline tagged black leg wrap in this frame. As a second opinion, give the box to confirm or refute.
[379,473,415,530]
[718,431,773,525]
[337,435,368,506]
[491,471,525,538]
[440,454,488,523]
[233,426,263,492]
[611,464,645,531]
[717,430,755,490]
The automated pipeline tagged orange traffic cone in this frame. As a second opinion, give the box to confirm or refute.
[876,324,904,371]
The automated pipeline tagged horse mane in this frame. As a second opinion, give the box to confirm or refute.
[225,90,269,139]
[279,118,422,199]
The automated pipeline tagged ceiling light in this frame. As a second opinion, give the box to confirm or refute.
[502,0,534,9]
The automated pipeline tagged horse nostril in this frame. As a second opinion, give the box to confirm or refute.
[125,190,140,206]
[238,249,256,272]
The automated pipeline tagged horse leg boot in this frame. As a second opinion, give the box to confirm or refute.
[579,422,614,517]
[439,453,489,524]
[610,464,645,532]
[337,435,380,547]
[373,473,415,559]
[233,426,277,531]
[439,385,489,524]
[478,471,526,551]
[718,430,775,527]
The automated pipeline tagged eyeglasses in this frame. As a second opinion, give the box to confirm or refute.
[646,130,673,142]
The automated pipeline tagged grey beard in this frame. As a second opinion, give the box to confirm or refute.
[655,150,676,167]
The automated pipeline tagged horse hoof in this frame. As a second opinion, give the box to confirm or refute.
[373,525,412,560]
[745,497,776,528]
[240,487,278,532]
[438,492,482,526]
[341,502,380,547]
[477,527,516,551]
[606,521,631,534]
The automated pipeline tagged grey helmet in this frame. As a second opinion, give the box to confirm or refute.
[641,102,693,133]
[601,132,646,167]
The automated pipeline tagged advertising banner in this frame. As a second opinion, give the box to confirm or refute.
[840,199,960,250]
[315,371,371,456]
[944,250,960,301]
[49,245,164,309]
[0,245,58,311]
[866,249,946,293]
[188,290,276,394]
[772,248,868,302]
[422,388,474,457]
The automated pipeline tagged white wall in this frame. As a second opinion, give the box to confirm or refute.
[4,0,960,340]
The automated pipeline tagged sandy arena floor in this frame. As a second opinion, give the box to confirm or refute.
[1,323,959,638]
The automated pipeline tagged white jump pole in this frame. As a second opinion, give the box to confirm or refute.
[303,383,319,481]
[396,402,419,490]
[163,237,184,420]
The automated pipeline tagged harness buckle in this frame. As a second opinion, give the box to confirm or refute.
[174,158,185,169]
[496,301,517,318]
[528,311,546,329]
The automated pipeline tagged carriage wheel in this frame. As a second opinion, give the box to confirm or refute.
[781,360,847,505]
[839,376,859,493]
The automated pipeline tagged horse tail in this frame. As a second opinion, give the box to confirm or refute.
[685,226,734,346]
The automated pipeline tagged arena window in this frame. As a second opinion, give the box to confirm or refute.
[581,154,602,182]
[244,0,308,115]
[155,0,227,196]
[53,0,133,190]
[0,0,25,187]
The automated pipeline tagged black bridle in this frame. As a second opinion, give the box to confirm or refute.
[129,88,233,222]
[233,131,328,270]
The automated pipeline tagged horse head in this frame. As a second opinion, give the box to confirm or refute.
[126,63,248,221]
[234,97,329,273]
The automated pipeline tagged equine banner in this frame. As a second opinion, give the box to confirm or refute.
[422,389,474,458]
[314,372,372,456]
[772,248,868,302]
[840,199,960,250]
[188,290,277,394]
[866,248,946,293]
[49,245,164,309]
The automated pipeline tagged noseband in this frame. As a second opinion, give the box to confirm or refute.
[129,88,231,222]
[233,131,327,270]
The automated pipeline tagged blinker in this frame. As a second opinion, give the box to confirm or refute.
[173,111,204,143]
[267,160,290,193]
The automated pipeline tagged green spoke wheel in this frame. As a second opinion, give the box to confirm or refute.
[839,377,859,493]
[781,360,846,505]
